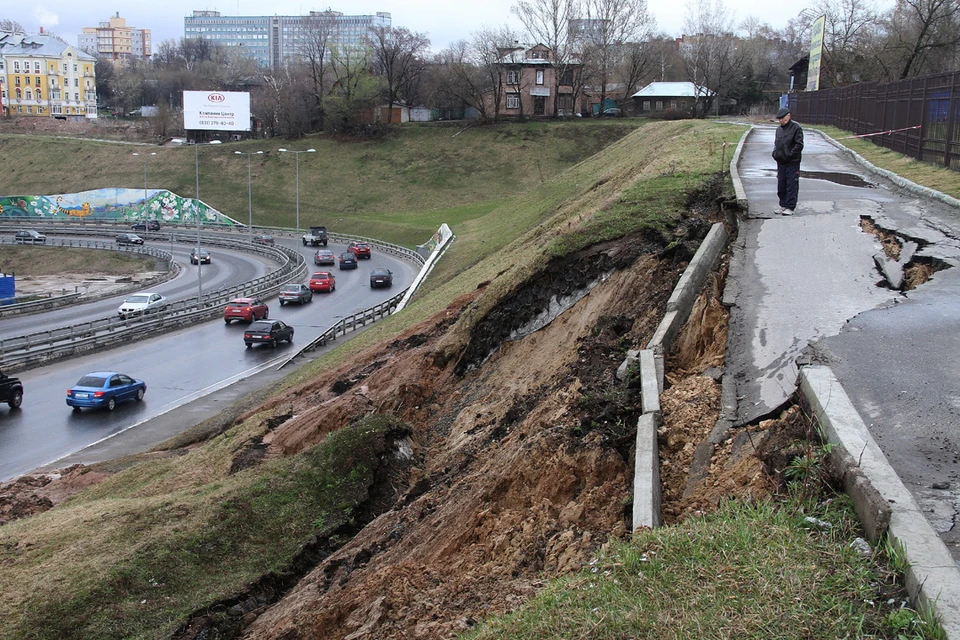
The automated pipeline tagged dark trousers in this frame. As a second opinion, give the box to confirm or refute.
[777,163,800,210]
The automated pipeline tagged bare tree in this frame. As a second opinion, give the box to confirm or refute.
[680,0,744,117]
[369,26,431,123]
[298,12,340,130]
[512,0,581,116]
[884,0,960,78]
[326,43,381,132]
[581,0,655,112]
[811,0,880,86]
[0,19,26,33]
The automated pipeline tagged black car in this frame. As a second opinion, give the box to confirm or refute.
[243,320,294,348]
[131,220,161,231]
[339,252,358,270]
[190,248,212,264]
[14,230,46,244]
[370,268,394,288]
[252,234,275,245]
[116,233,145,245]
[0,370,23,409]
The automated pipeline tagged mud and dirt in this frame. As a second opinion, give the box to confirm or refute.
[0,183,815,639]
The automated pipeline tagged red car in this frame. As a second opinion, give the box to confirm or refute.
[348,242,372,259]
[224,297,269,324]
[309,271,336,293]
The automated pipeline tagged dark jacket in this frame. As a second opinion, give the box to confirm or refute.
[773,120,803,165]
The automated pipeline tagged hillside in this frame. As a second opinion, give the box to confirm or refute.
[0,120,919,640]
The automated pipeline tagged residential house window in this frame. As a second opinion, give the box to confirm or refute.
[671,100,677,109]
[15,77,20,86]
[13,61,19,72]
[507,70,520,84]
[656,100,663,110]
[34,62,40,72]
[0,61,4,70]
[27,106,32,113]
[73,64,78,72]
[15,88,21,99]
[506,94,520,109]
[35,77,40,86]
[63,63,68,72]
[17,106,22,113]
[74,78,79,87]
[36,89,41,100]
[25,89,31,100]
[536,70,544,85]
[560,69,573,85]
[75,92,80,101]
[643,100,650,111]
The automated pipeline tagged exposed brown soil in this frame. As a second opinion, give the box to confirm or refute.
[0,187,810,639]
[0,115,156,142]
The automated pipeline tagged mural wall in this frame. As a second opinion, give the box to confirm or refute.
[0,188,237,226]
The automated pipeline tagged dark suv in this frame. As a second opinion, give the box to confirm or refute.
[0,370,23,409]
[132,220,161,231]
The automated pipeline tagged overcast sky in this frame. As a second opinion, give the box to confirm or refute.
[6,1,818,53]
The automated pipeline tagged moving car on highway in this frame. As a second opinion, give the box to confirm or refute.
[309,271,336,292]
[14,230,47,244]
[224,297,269,323]
[348,242,372,259]
[244,320,294,348]
[0,370,23,409]
[131,220,161,231]
[190,248,211,264]
[116,233,144,245]
[279,283,313,305]
[369,268,393,288]
[314,249,336,265]
[339,253,358,270]
[66,371,146,411]
[252,234,275,245]
[117,292,167,319]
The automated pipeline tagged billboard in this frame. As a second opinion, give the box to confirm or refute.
[183,91,250,131]
[806,15,826,92]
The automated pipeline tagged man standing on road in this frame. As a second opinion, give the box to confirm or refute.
[772,107,803,215]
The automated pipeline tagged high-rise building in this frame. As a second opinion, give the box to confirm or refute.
[78,13,152,64]
[0,31,97,118]
[183,10,391,69]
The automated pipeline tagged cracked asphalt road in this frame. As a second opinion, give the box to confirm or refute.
[729,125,960,564]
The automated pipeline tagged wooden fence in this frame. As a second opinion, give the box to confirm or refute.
[790,70,960,170]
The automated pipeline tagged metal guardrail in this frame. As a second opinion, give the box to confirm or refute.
[0,220,430,372]
[0,226,307,371]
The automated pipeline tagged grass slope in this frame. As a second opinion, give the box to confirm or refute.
[0,119,942,639]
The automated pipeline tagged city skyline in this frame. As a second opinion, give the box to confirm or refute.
[7,0,829,57]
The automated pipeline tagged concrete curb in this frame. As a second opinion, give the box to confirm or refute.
[813,128,960,211]
[800,365,960,639]
[729,127,753,210]
[625,221,732,529]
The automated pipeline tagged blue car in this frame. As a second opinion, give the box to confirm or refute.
[66,371,146,411]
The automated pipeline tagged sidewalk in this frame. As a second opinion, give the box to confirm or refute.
[730,125,960,636]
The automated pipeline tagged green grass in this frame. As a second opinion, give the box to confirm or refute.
[1,414,408,640]
[462,495,943,640]
[0,121,641,244]
[0,247,155,276]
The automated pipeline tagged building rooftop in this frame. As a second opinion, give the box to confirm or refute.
[0,31,95,60]
[631,81,713,98]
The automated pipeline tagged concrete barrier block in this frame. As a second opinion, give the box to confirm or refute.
[666,223,730,315]
[639,349,660,415]
[616,349,641,381]
[633,412,662,530]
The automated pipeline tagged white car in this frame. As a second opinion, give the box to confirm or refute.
[118,292,167,319]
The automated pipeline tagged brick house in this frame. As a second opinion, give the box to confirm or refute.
[631,81,712,116]
[489,43,584,118]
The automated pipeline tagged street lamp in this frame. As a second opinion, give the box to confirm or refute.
[194,140,222,302]
[132,151,156,218]
[277,148,315,233]
[235,150,263,243]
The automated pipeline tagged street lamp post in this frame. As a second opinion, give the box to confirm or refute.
[278,148,315,233]
[132,152,156,218]
[194,140,221,302]
[235,150,263,243]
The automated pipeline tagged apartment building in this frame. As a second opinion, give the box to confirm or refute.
[0,31,97,118]
[183,9,391,69]
[78,13,152,63]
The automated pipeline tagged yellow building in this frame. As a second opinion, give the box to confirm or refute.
[78,13,152,64]
[0,31,97,118]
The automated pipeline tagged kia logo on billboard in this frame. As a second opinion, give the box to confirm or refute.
[207,93,226,103]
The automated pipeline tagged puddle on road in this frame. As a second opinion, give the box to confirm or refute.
[800,170,875,188]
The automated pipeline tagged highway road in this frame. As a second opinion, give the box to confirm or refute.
[0,236,420,480]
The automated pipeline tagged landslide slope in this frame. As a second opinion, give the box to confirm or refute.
[0,120,748,640]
